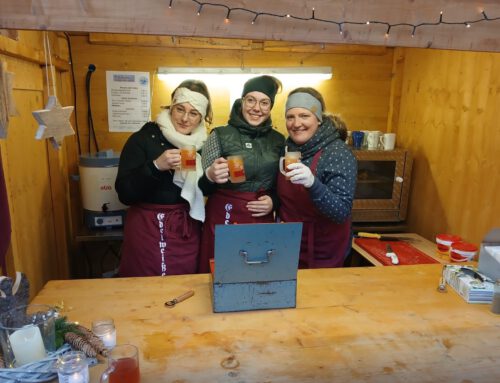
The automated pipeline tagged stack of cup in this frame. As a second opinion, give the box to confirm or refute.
[449,242,478,262]
[435,234,462,256]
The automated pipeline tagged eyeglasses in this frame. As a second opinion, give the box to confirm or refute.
[171,105,202,121]
[243,96,272,111]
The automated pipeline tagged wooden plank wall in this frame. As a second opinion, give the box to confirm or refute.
[395,47,500,245]
[69,34,394,154]
[0,31,74,296]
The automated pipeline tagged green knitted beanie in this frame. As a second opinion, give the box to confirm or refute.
[242,76,278,105]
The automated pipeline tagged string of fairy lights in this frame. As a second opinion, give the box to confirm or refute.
[167,0,500,38]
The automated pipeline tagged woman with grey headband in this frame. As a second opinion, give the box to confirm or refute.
[277,87,357,268]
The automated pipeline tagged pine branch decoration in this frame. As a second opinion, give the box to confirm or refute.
[55,316,78,349]
[55,316,109,357]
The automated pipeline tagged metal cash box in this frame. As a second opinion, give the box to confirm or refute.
[212,223,302,313]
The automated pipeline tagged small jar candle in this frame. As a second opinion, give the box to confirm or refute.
[92,319,116,349]
[56,351,89,383]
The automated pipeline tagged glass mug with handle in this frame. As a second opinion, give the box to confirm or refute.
[100,344,140,383]
[180,145,197,171]
[279,151,302,180]
[227,155,246,183]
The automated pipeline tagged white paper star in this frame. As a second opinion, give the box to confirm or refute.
[32,95,75,149]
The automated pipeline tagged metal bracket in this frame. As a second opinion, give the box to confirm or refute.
[239,249,275,265]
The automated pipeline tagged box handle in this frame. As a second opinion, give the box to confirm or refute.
[240,249,275,264]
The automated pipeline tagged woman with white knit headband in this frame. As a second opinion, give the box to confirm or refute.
[116,80,212,276]
[278,87,357,268]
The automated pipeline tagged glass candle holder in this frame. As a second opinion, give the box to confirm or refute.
[92,319,116,349]
[56,351,89,383]
[0,304,56,367]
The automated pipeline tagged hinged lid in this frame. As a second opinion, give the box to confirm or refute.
[214,223,302,284]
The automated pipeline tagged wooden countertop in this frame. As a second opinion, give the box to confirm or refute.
[34,265,500,382]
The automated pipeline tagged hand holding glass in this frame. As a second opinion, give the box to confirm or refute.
[279,151,301,180]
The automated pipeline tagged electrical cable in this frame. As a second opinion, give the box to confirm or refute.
[63,32,82,155]
[85,64,99,154]
[178,1,499,38]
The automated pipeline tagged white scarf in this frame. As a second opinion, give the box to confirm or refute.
[156,109,207,222]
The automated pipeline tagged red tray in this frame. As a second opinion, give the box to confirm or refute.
[354,238,439,266]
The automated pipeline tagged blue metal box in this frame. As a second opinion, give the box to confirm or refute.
[212,222,302,313]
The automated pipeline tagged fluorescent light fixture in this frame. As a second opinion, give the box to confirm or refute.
[157,67,332,108]
[157,66,332,83]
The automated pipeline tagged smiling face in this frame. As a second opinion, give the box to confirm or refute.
[241,91,272,127]
[170,102,202,135]
[285,107,320,145]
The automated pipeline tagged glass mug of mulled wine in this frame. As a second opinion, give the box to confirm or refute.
[279,151,301,180]
[100,344,140,383]
[227,155,246,183]
[180,145,197,171]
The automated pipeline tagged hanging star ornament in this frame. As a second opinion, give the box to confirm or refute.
[32,95,75,149]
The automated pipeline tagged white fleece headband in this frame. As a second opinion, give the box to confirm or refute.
[172,87,209,120]
[285,92,323,122]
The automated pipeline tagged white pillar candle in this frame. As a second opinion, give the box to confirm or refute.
[8,325,46,366]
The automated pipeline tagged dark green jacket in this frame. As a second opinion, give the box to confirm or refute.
[199,99,285,195]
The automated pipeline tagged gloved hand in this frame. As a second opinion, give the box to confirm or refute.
[287,162,315,188]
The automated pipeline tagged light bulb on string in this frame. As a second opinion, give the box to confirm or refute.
[169,0,173,9]
[177,2,499,42]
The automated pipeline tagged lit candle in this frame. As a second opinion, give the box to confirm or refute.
[93,323,116,348]
[8,325,47,366]
[56,351,89,383]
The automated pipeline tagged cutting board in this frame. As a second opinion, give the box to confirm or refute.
[354,238,439,266]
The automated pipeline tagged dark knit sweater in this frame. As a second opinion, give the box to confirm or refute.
[199,99,285,203]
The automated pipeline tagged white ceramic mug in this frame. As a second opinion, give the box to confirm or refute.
[367,131,381,150]
[380,133,396,150]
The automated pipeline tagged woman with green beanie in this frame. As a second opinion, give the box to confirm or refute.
[198,75,285,273]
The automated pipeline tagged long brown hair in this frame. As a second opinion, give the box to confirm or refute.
[288,87,347,141]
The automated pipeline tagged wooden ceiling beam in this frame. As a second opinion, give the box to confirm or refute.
[0,1,499,52]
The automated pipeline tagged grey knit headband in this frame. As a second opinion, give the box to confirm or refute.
[285,93,323,122]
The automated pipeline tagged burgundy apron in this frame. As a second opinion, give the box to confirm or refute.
[199,189,274,273]
[277,151,351,268]
[119,202,201,277]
